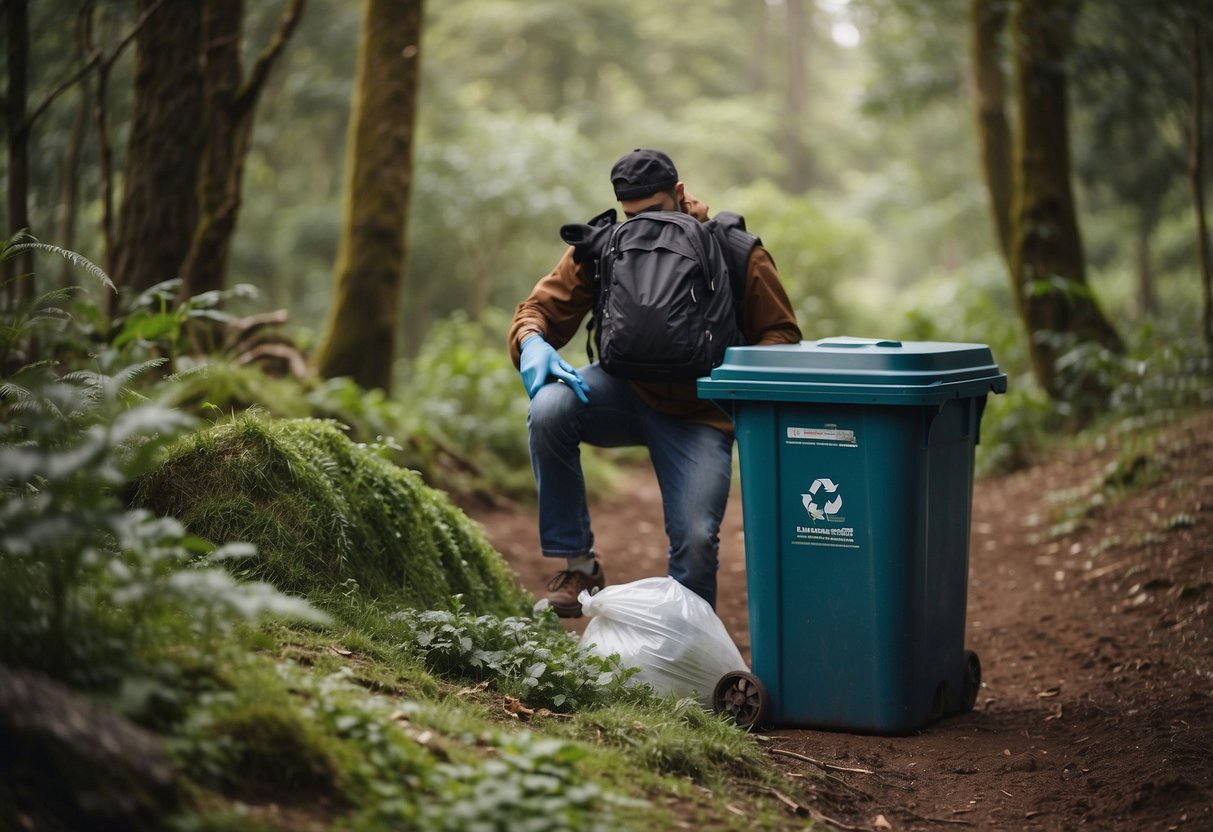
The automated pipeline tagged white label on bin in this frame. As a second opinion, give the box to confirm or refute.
[793,476,859,550]
[786,426,857,447]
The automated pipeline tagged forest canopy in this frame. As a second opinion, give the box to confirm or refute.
[3,0,1212,414]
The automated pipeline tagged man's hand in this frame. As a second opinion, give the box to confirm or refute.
[519,334,590,403]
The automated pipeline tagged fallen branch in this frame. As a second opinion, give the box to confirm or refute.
[898,810,975,827]
[1082,559,1133,581]
[769,746,876,775]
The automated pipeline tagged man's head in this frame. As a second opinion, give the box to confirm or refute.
[610,148,686,218]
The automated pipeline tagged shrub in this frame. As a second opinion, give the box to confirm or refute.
[392,597,637,711]
[0,244,325,692]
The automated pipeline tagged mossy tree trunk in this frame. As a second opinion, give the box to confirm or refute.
[970,0,1015,272]
[1189,4,1213,354]
[110,0,205,305]
[4,0,33,309]
[313,0,423,392]
[178,0,305,307]
[1009,0,1123,400]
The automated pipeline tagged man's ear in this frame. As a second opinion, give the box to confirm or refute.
[675,181,687,209]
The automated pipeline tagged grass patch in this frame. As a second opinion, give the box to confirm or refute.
[158,616,797,831]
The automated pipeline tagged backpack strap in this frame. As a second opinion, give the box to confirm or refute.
[707,211,761,335]
[559,208,618,363]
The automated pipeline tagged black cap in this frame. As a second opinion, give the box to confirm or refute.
[610,148,679,201]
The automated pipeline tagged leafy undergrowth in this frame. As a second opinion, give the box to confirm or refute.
[164,600,797,831]
[118,419,806,830]
[0,355,804,829]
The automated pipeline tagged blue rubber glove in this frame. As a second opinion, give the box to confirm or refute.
[519,334,590,403]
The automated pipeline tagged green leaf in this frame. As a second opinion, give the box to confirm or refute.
[112,310,184,349]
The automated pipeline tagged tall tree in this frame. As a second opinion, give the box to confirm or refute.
[313,0,423,391]
[109,0,205,303]
[1009,0,1123,400]
[1188,2,1213,351]
[178,0,305,303]
[3,0,33,307]
[783,0,812,192]
[969,0,1014,267]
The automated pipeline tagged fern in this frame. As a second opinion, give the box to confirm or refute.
[1,247,327,692]
[5,233,116,292]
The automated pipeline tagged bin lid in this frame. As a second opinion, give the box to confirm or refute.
[697,337,1008,405]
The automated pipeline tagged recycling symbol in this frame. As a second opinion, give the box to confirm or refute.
[801,478,843,521]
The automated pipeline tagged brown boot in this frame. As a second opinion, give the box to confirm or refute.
[543,563,605,618]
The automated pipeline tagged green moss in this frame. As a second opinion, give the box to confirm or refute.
[199,704,341,799]
[130,414,531,616]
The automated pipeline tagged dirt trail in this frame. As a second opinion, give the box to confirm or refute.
[463,411,1213,831]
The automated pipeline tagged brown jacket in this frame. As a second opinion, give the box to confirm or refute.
[509,195,802,434]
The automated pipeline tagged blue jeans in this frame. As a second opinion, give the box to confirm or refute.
[527,363,733,607]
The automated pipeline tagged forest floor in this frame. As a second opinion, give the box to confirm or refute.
[463,409,1213,831]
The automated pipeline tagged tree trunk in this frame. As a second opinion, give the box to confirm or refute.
[1190,4,1213,353]
[179,0,304,306]
[59,6,95,290]
[970,0,1015,270]
[783,0,810,192]
[4,0,33,309]
[1009,0,1123,401]
[751,1,769,93]
[110,0,205,304]
[312,0,423,392]
[1135,208,1159,318]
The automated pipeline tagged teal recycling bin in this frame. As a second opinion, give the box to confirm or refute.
[698,337,1007,734]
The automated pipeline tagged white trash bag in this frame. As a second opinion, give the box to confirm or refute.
[578,576,749,707]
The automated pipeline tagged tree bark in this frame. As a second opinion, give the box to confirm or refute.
[178,0,305,306]
[970,0,1015,270]
[312,0,423,392]
[58,6,97,288]
[783,0,810,192]
[110,0,206,304]
[1009,0,1123,401]
[1189,4,1213,353]
[4,0,33,309]
[1135,208,1159,317]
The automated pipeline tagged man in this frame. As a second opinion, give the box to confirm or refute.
[508,148,801,617]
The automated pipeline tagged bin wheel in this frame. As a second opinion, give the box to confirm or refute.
[712,671,772,729]
[962,650,981,712]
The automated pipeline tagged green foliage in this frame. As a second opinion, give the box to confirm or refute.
[129,414,533,616]
[416,731,615,832]
[405,114,598,351]
[215,659,625,829]
[0,235,115,371]
[0,267,326,692]
[570,695,768,786]
[174,697,343,799]
[898,256,1213,474]
[721,180,875,335]
[159,359,312,419]
[1041,426,1200,540]
[0,246,787,830]
[110,279,262,361]
[393,597,638,712]
[397,309,533,486]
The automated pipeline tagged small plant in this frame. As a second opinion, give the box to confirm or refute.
[392,596,638,711]
[263,663,624,831]
[419,731,616,832]
[0,244,326,692]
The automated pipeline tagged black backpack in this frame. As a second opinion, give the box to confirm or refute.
[559,208,759,382]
